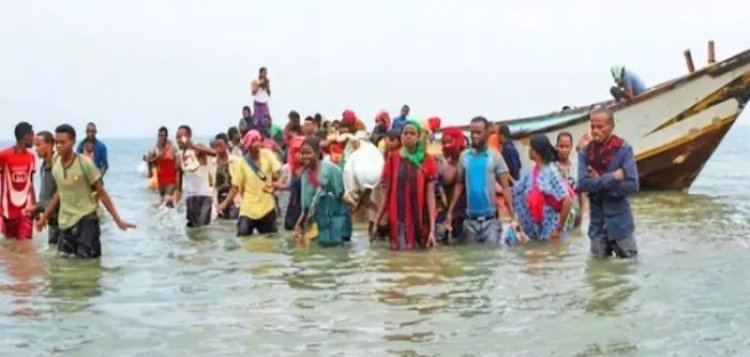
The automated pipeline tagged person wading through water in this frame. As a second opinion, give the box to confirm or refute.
[33,131,59,244]
[0,122,37,240]
[436,127,467,243]
[217,130,283,236]
[171,125,216,228]
[295,136,352,247]
[445,116,515,243]
[511,134,573,242]
[145,127,178,207]
[372,120,438,250]
[37,124,135,258]
[577,109,639,259]
[212,133,240,220]
[76,122,109,178]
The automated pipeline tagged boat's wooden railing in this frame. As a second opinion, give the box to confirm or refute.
[437,44,750,140]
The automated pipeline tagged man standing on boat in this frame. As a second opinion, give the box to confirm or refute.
[610,65,646,102]
[77,122,109,177]
[577,109,639,259]
[445,116,514,243]
[251,67,271,138]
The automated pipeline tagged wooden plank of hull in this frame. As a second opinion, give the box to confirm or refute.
[636,114,737,191]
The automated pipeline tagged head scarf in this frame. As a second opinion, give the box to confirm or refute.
[400,119,427,166]
[287,135,305,173]
[529,134,559,164]
[442,127,466,158]
[375,110,391,130]
[242,130,262,149]
[427,116,442,133]
[342,110,357,124]
[610,65,624,83]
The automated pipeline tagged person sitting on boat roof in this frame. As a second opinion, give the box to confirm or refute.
[610,65,647,102]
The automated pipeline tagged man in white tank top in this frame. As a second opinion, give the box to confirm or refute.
[251,67,271,138]
[171,125,217,228]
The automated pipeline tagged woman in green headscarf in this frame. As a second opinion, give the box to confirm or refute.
[372,120,438,250]
[296,136,352,247]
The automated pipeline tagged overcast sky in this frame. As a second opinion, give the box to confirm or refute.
[1,0,748,138]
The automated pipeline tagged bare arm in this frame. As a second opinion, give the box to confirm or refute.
[36,192,60,231]
[373,183,389,228]
[217,186,240,214]
[27,172,36,210]
[498,172,514,218]
[193,144,216,156]
[273,168,291,190]
[172,157,183,203]
[556,196,573,233]
[446,181,464,220]
[427,180,437,237]
[251,80,259,95]
[146,151,161,163]
[95,181,135,230]
[624,86,636,100]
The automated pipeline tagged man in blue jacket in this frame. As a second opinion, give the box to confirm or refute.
[77,122,109,177]
[577,109,639,259]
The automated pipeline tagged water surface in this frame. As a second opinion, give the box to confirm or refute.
[1,127,749,356]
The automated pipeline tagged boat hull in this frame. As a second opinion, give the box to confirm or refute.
[444,49,750,191]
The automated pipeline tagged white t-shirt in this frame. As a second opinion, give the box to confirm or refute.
[253,80,270,103]
[179,149,214,197]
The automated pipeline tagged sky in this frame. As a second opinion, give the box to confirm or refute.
[1,0,749,138]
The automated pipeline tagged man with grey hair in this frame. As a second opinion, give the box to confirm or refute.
[576,109,639,259]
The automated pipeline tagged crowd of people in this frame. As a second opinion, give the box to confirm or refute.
[0,122,135,259]
[0,67,640,261]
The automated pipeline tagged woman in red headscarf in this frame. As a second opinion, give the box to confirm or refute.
[276,135,306,230]
[436,127,467,242]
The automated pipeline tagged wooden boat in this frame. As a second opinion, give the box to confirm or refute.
[445,46,750,191]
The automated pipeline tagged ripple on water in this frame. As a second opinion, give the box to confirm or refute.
[1,136,750,355]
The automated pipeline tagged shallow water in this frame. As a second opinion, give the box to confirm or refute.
[1,126,750,356]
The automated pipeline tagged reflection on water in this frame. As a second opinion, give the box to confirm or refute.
[0,241,48,318]
[44,258,104,314]
[1,135,750,355]
[584,259,638,315]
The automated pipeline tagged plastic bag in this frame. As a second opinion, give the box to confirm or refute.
[137,161,149,177]
[343,140,384,194]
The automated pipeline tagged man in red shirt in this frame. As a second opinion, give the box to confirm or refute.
[0,122,36,240]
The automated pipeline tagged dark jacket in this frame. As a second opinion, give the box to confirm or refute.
[501,141,522,181]
[576,142,639,241]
